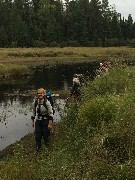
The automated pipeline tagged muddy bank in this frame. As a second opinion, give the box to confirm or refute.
[0,133,34,159]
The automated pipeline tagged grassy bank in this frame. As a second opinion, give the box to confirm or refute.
[0,63,31,78]
[1,47,135,63]
[1,46,135,79]
[1,64,135,179]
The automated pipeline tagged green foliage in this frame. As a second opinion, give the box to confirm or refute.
[104,38,122,47]
[128,39,135,48]
[67,40,80,47]
[1,0,135,47]
[0,26,8,47]
[32,40,47,47]
[82,66,135,100]
[1,65,135,179]
[49,41,60,47]
[0,64,31,77]
[78,95,120,129]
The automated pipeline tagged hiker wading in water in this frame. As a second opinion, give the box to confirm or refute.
[31,88,53,152]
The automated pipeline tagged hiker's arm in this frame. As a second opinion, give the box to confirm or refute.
[71,84,75,94]
[48,116,53,129]
[46,100,53,129]
[46,100,53,116]
[66,85,75,100]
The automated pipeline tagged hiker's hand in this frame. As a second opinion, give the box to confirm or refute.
[31,116,35,120]
[48,120,53,129]
[48,123,53,129]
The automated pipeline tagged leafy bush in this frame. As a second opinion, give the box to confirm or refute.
[128,39,135,48]
[49,41,60,47]
[78,95,120,129]
[104,38,123,47]
[67,40,80,47]
[32,40,47,47]
[82,66,135,100]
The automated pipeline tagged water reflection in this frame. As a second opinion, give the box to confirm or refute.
[0,62,98,94]
[31,62,98,90]
[0,95,65,151]
[0,61,98,151]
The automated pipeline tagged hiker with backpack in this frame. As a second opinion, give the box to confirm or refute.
[66,74,81,101]
[31,88,53,152]
[96,60,111,78]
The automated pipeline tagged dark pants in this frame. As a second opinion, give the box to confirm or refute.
[35,118,50,151]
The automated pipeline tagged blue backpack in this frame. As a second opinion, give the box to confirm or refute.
[45,91,55,114]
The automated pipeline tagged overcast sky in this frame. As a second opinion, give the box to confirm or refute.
[109,0,135,20]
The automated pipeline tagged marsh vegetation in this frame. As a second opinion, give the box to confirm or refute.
[1,63,135,179]
[0,47,135,79]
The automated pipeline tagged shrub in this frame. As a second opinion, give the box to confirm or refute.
[78,95,120,129]
[128,39,135,48]
[82,66,135,101]
[49,41,60,47]
[104,38,122,47]
[67,40,80,47]
[32,40,47,47]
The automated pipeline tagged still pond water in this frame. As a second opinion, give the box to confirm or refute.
[0,61,98,151]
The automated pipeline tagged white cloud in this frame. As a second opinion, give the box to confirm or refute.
[109,0,135,20]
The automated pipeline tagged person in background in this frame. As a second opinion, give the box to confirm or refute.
[66,74,81,101]
[31,88,53,152]
[96,60,111,77]
[45,90,54,108]
[100,62,107,75]
[103,59,111,69]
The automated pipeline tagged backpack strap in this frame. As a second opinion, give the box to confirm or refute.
[35,96,48,112]
[35,98,38,108]
[43,96,48,110]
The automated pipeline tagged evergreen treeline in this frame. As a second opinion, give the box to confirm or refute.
[1,0,135,48]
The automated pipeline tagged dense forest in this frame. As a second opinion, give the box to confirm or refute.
[1,0,135,47]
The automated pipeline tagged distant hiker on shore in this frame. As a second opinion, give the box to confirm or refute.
[96,60,111,77]
[31,88,53,152]
[66,74,82,101]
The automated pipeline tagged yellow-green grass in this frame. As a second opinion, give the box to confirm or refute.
[0,63,31,78]
[0,47,135,63]
[1,65,135,179]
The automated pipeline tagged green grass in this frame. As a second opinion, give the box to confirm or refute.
[1,65,135,179]
[1,47,135,63]
[1,47,135,79]
[0,66,135,180]
[0,63,31,78]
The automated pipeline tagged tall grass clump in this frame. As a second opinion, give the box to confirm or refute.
[1,65,135,179]
[82,65,135,100]
[0,63,31,77]
[52,65,135,178]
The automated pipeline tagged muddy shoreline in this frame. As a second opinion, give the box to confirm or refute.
[0,133,33,159]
